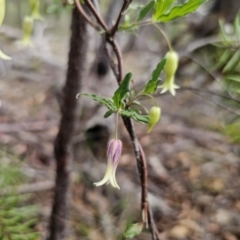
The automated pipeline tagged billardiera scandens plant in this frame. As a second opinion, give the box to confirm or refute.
[159,50,179,96]
[94,139,122,189]
[78,64,167,189]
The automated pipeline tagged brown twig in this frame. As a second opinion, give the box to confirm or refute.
[75,2,160,239]
[110,0,132,35]
[85,0,109,32]
[122,117,160,239]
[106,37,124,83]
[104,43,119,80]
[74,0,99,31]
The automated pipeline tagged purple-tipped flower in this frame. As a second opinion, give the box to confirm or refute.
[94,139,122,189]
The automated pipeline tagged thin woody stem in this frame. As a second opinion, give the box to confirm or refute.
[122,117,160,239]
[106,38,124,83]
[74,2,160,239]
[85,0,109,32]
[74,0,99,31]
[115,112,119,139]
[110,0,132,35]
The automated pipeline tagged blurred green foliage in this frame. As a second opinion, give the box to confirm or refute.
[0,150,39,240]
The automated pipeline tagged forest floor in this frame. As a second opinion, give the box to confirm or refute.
[1,19,240,240]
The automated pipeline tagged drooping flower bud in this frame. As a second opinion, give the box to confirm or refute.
[159,50,179,96]
[21,16,34,46]
[94,139,122,189]
[0,0,5,27]
[29,0,42,20]
[148,106,161,133]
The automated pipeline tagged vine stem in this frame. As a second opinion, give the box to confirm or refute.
[75,2,160,239]
[74,0,99,31]
[115,112,119,139]
[152,23,173,52]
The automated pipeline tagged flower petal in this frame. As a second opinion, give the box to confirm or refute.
[94,164,112,187]
[109,166,120,189]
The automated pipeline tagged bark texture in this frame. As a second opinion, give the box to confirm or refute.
[48,6,87,240]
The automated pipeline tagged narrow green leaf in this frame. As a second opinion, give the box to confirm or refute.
[225,74,240,83]
[113,72,132,108]
[77,93,117,111]
[124,222,144,238]
[137,0,155,21]
[120,110,132,118]
[211,49,232,71]
[223,49,240,73]
[120,109,150,124]
[155,0,207,22]
[143,58,166,94]
[104,110,113,118]
[234,14,240,43]
[132,114,150,124]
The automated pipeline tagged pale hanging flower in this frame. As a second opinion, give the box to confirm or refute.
[160,76,179,96]
[94,139,122,189]
[159,50,179,96]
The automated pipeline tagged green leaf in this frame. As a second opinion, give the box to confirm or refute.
[224,74,240,83]
[120,109,150,124]
[133,114,150,124]
[223,49,240,73]
[137,0,155,21]
[154,0,207,22]
[234,14,240,43]
[143,58,166,94]
[211,49,232,71]
[124,222,144,238]
[77,93,117,112]
[153,0,176,20]
[113,72,132,108]
[104,110,114,118]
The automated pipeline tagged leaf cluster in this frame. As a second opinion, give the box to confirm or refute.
[120,0,207,32]
[77,58,166,124]
[212,14,240,94]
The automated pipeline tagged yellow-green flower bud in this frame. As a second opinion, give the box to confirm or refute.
[29,0,42,20]
[21,16,34,46]
[159,50,179,96]
[148,106,161,133]
[0,0,5,27]
[164,51,179,79]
